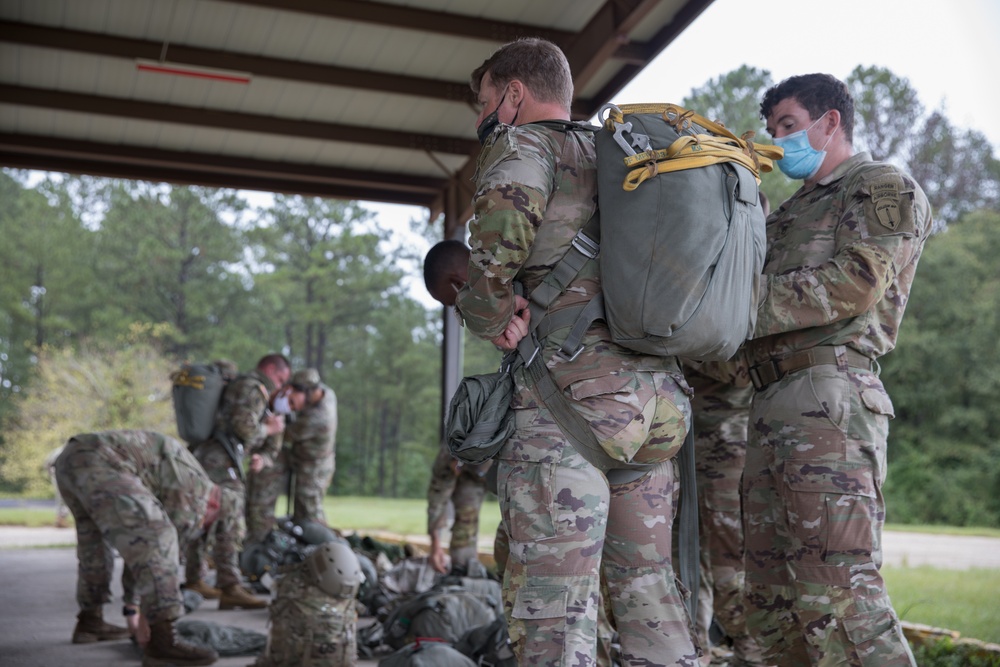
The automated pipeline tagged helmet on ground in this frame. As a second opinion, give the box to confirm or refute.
[306,539,365,598]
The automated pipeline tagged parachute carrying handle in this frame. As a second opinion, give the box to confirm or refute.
[605,103,784,191]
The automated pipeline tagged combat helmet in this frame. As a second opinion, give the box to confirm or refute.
[306,540,365,599]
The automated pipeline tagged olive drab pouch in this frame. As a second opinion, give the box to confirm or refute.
[444,358,516,465]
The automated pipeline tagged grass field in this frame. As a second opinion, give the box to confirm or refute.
[3,497,997,644]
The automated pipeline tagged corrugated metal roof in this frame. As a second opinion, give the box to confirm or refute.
[0,0,714,232]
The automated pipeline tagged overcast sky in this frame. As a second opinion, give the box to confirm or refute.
[613,0,1000,149]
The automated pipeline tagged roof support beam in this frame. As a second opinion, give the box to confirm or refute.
[0,20,472,104]
[0,85,480,156]
[232,0,575,45]
[572,0,715,118]
[0,133,444,206]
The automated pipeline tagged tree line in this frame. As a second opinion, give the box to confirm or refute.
[1,65,998,527]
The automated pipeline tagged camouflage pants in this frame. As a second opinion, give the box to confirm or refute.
[689,381,768,665]
[185,440,245,589]
[55,440,188,624]
[498,370,698,667]
[743,365,915,667]
[446,471,487,568]
[246,447,335,544]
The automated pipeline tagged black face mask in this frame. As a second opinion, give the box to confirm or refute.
[477,89,508,145]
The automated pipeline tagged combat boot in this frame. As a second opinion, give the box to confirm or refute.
[218,584,267,610]
[181,579,222,600]
[72,607,130,644]
[143,618,218,666]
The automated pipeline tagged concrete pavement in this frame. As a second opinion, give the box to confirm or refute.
[1,525,998,666]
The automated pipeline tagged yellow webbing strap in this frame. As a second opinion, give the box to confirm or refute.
[605,103,783,192]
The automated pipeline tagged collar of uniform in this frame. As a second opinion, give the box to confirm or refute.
[817,150,873,187]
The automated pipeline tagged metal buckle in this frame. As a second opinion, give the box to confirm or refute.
[556,344,584,362]
[748,359,782,391]
[571,232,599,259]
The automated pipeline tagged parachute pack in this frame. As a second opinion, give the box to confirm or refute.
[526,103,781,365]
[170,361,231,444]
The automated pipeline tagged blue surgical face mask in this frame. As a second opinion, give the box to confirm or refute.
[774,112,836,180]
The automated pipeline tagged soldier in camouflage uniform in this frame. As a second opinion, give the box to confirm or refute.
[55,430,243,666]
[183,353,290,609]
[741,74,932,666]
[454,38,698,666]
[246,367,338,542]
[683,359,769,667]
[427,444,491,574]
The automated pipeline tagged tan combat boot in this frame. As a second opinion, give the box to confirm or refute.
[181,579,222,600]
[71,607,130,644]
[218,584,267,610]
[143,618,218,667]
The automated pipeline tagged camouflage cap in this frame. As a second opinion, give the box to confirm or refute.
[290,368,321,389]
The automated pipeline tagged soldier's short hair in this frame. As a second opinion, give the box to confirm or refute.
[471,38,573,112]
[257,353,291,373]
[760,73,855,143]
[423,239,470,292]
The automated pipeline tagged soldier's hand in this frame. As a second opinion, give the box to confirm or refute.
[264,412,285,436]
[429,544,450,574]
[249,453,266,474]
[491,295,530,351]
[126,608,150,647]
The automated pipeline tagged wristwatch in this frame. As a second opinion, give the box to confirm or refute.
[122,606,138,617]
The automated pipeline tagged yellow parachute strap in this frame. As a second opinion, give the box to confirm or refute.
[605,103,783,192]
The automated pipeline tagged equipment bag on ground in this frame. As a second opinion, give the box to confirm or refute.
[380,584,498,651]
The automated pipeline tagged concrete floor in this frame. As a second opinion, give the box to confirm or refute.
[3,525,1000,666]
[0,540,380,667]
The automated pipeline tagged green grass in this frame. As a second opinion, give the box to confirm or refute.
[321,495,502,539]
[884,564,1000,644]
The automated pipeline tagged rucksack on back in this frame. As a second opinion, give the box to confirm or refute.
[595,103,781,360]
[170,361,233,443]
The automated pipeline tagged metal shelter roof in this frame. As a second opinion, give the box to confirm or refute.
[0,0,713,234]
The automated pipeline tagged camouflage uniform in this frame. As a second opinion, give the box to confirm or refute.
[427,443,491,570]
[55,430,237,624]
[456,124,697,666]
[683,359,768,666]
[186,369,276,588]
[246,382,337,542]
[742,152,931,666]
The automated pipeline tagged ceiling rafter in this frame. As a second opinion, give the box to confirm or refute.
[0,84,480,156]
[0,133,444,205]
[233,0,576,45]
[0,20,473,104]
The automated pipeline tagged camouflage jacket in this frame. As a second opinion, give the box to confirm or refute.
[285,383,337,466]
[455,123,676,405]
[69,430,214,548]
[746,152,932,363]
[213,369,276,454]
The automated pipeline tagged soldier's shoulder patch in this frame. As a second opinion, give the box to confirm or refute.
[855,164,915,236]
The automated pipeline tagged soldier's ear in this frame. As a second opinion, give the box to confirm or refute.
[507,80,524,106]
